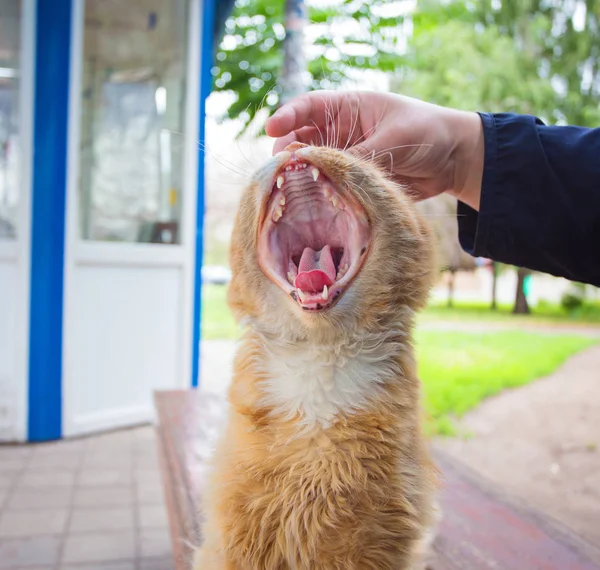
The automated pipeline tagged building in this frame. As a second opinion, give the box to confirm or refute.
[0,0,227,442]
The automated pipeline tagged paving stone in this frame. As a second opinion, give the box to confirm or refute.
[0,536,61,568]
[61,532,135,564]
[69,508,135,533]
[0,509,68,538]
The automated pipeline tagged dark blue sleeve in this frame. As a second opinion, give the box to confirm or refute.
[457,113,600,287]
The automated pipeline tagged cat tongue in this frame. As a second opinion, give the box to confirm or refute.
[295,245,336,293]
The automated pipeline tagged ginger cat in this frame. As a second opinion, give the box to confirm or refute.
[194,142,439,569]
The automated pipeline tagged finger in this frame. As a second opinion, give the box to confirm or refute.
[265,91,347,138]
[272,126,324,155]
[272,132,298,155]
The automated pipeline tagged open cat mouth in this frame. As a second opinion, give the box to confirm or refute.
[258,156,371,311]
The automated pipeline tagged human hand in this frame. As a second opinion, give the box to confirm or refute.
[265,91,484,210]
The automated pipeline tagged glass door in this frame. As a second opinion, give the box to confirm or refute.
[62,0,201,437]
[78,0,189,244]
[0,0,21,240]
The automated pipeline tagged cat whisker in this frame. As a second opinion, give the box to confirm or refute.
[198,142,252,177]
[346,177,375,207]
[343,103,360,153]
[371,143,435,158]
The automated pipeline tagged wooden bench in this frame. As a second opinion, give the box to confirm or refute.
[155,389,600,570]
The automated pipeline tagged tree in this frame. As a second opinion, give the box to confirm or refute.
[211,0,407,134]
[514,267,532,315]
[396,3,556,116]
[473,0,600,127]
[396,0,561,314]
[491,262,503,310]
[281,0,308,104]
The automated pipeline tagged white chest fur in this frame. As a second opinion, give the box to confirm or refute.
[259,334,406,427]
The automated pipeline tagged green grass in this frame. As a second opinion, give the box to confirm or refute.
[202,284,239,340]
[201,285,597,435]
[415,330,596,435]
[421,299,600,326]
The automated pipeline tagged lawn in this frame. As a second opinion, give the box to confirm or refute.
[202,284,239,340]
[415,330,596,435]
[202,285,597,435]
[421,299,600,326]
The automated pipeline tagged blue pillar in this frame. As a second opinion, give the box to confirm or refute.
[28,0,72,441]
[191,0,217,388]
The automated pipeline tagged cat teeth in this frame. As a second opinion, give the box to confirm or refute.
[295,286,329,305]
[273,207,283,222]
[284,162,308,172]
[287,272,295,285]
[279,195,286,206]
[337,263,349,279]
[322,186,343,209]
[277,175,284,189]
[312,168,320,182]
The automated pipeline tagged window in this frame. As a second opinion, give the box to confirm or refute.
[79,1,189,243]
[0,0,21,240]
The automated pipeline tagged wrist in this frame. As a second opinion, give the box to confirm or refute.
[449,111,484,211]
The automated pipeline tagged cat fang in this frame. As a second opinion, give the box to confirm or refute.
[258,156,371,312]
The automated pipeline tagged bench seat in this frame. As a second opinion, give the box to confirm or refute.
[154,389,600,570]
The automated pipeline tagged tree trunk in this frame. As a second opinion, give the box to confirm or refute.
[491,262,498,310]
[447,270,455,308]
[513,267,531,315]
[281,0,307,105]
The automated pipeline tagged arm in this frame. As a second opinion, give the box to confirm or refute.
[265,91,600,287]
[458,113,600,287]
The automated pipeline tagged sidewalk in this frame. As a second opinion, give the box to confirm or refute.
[0,426,172,570]
[436,344,600,546]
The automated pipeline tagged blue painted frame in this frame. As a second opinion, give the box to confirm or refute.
[191,0,217,388]
[28,0,72,441]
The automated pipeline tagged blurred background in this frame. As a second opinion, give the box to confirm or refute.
[200,0,600,552]
[201,0,600,391]
[0,0,599,567]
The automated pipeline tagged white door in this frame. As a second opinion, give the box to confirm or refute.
[62,0,202,437]
[0,0,33,442]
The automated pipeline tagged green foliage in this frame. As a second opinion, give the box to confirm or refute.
[212,0,406,134]
[402,0,600,126]
[397,2,555,116]
[561,291,585,312]
[473,0,600,126]
[561,281,589,312]
[214,0,600,133]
